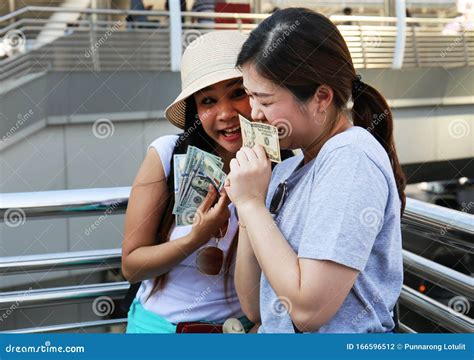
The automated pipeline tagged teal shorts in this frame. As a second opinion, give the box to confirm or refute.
[126,298,254,334]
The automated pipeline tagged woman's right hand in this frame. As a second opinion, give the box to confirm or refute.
[189,185,231,246]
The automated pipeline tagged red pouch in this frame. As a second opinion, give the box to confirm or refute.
[176,322,223,333]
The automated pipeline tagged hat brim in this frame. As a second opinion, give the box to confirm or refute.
[165,68,243,129]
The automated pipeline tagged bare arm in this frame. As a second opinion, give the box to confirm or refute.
[234,225,261,324]
[122,148,230,284]
[238,202,358,332]
[226,146,359,332]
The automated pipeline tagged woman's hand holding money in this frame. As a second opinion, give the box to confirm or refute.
[189,185,231,246]
[225,145,272,211]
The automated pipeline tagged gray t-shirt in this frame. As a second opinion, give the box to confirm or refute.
[259,126,403,333]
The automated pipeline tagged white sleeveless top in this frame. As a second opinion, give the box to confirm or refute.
[136,135,244,323]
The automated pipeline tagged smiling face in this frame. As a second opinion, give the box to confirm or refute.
[242,64,315,150]
[193,77,251,158]
[242,64,335,151]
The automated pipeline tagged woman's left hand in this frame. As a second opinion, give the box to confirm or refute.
[225,145,272,209]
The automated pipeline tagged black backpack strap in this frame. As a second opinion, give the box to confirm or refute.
[114,282,141,318]
[292,321,302,333]
[392,302,400,333]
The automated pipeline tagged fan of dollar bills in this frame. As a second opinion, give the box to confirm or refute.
[173,146,227,226]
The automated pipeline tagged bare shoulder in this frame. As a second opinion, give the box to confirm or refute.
[123,148,171,253]
[133,147,168,188]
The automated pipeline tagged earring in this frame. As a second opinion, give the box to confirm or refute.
[314,108,327,125]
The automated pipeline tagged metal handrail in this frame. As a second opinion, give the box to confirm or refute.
[403,250,474,300]
[2,187,472,333]
[0,246,471,332]
[399,285,474,333]
[404,198,474,253]
[1,247,472,303]
[3,318,127,334]
[0,282,129,310]
[0,6,463,25]
[2,188,472,250]
[1,246,471,300]
[406,198,474,232]
[1,7,472,82]
[398,323,417,334]
[0,249,122,276]
[2,282,471,333]
[0,187,129,219]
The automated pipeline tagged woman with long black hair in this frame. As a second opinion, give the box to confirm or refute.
[122,31,258,333]
[227,8,406,333]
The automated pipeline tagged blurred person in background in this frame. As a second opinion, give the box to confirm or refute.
[342,7,353,25]
[443,0,474,34]
[166,0,188,23]
[192,0,216,24]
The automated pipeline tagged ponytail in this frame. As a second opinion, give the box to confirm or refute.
[351,79,406,214]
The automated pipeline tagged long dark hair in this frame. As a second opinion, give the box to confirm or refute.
[236,8,406,213]
[147,97,238,300]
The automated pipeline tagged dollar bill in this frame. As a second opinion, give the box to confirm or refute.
[188,146,223,168]
[175,157,225,216]
[173,146,226,226]
[172,154,186,214]
[239,115,281,163]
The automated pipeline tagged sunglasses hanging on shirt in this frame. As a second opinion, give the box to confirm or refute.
[195,221,228,275]
[270,181,289,215]
[269,159,309,217]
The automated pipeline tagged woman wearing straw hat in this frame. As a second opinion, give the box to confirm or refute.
[122,31,262,333]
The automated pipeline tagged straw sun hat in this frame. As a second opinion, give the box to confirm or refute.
[165,31,248,129]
